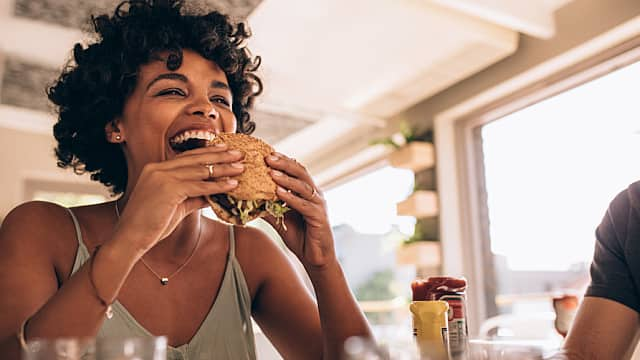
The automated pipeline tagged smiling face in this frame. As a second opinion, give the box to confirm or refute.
[112,49,237,177]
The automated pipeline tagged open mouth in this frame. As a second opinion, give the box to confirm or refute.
[169,130,215,153]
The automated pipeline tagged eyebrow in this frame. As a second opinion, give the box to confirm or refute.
[146,73,230,92]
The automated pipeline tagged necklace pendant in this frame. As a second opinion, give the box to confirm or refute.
[105,305,114,319]
[160,277,169,286]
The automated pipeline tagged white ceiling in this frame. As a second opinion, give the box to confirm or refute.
[250,0,520,119]
[431,0,573,39]
[0,0,573,183]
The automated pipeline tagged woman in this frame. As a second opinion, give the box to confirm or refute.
[0,1,372,359]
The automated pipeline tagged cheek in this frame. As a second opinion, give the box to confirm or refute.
[223,112,238,133]
[140,104,178,131]
[125,105,175,147]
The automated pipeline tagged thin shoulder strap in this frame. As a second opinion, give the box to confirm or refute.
[228,225,235,258]
[65,207,88,253]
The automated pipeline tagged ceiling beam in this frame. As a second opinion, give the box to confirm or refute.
[429,0,569,39]
[0,17,82,68]
[0,105,55,135]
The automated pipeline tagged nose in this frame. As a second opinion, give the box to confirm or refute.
[188,98,218,119]
[187,98,222,133]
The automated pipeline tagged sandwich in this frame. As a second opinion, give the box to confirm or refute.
[205,133,289,225]
[170,132,289,225]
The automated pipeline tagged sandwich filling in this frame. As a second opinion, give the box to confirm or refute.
[210,194,289,225]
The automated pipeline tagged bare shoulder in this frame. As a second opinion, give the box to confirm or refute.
[1,201,73,244]
[234,225,281,249]
[0,201,78,273]
[232,224,294,297]
[233,225,288,265]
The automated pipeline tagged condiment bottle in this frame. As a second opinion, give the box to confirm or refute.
[413,276,469,358]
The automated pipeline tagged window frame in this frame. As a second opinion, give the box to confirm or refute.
[434,34,640,335]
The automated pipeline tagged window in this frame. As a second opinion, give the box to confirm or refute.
[482,58,640,315]
[323,165,416,324]
[25,179,108,207]
[445,41,640,341]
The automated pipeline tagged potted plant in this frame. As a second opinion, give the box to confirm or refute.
[372,124,441,271]
[372,122,435,172]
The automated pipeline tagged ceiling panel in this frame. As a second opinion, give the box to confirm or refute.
[1,0,313,144]
[13,0,262,30]
[1,57,56,113]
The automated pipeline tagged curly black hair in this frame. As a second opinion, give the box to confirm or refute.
[48,0,262,194]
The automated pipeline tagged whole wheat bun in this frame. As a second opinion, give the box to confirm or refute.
[215,133,277,200]
[204,133,277,224]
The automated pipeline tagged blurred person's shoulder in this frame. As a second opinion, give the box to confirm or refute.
[626,180,640,213]
[604,181,640,234]
[608,181,640,217]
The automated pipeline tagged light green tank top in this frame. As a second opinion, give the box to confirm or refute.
[67,208,257,360]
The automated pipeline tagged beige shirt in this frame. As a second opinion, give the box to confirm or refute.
[67,208,256,360]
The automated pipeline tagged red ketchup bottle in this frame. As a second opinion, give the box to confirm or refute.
[412,276,469,358]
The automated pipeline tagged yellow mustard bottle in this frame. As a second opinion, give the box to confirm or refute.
[410,300,450,360]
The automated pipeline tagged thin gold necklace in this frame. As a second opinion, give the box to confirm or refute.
[114,201,202,286]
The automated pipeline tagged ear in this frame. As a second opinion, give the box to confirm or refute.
[105,119,125,143]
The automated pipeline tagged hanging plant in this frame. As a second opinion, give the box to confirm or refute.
[370,121,418,149]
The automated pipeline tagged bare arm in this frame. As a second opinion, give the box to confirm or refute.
[0,146,245,358]
[248,227,371,360]
[0,202,141,358]
[262,152,374,359]
[563,297,640,359]
[307,259,372,359]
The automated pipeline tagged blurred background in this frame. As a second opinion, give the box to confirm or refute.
[2,0,640,358]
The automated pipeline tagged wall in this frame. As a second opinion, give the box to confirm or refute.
[310,0,640,178]
[409,0,640,338]
[0,126,108,219]
[399,0,640,133]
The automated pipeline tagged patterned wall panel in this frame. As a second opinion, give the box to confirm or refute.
[1,54,313,143]
[14,0,262,30]
[1,57,57,113]
[4,0,314,144]
[252,110,315,144]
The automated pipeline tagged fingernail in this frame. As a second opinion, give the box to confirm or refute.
[215,143,226,148]
[231,162,244,169]
[227,179,238,185]
[268,155,279,161]
[229,150,242,156]
[277,186,286,193]
[271,170,283,176]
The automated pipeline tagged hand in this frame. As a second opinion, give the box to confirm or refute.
[114,145,244,254]
[264,152,336,269]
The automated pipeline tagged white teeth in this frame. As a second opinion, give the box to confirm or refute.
[170,130,216,145]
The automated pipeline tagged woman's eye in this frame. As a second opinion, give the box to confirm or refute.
[157,89,186,96]
[211,97,231,106]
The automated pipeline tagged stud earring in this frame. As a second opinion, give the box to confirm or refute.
[115,134,122,141]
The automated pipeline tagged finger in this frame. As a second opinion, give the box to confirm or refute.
[275,186,320,219]
[170,162,244,181]
[270,170,321,203]
[265,153,315,186]
[180,178,239,198]
[156,150,244,170]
